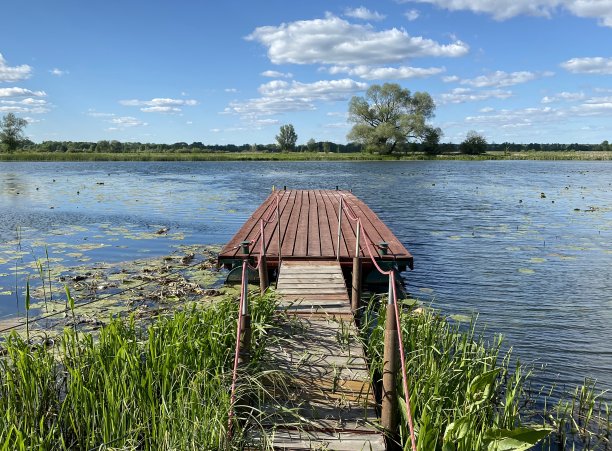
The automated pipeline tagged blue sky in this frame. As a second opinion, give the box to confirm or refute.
[1,0,612,145]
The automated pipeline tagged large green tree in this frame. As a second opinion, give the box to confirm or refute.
[460,130,488,155]
[276,124,298,151]
[347,83,440,155]
[0,113,28,152]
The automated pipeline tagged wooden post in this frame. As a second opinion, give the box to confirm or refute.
[239,262,251,364]
[351,221,361,312]
[381,274,398,436]
[259,254,269,294]
[259,221,269,295]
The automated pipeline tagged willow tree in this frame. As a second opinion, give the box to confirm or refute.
[347,83,440,155]
[0,113,28,153]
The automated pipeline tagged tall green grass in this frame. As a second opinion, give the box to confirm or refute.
[0,293,279,450]
[361,298,551,450]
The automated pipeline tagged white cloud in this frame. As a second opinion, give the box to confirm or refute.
[224,78,366,118]
[224,96,317,117]
[50,68,67,76]
[404,9,420,20]
[457,70,550,88]
[406,0,612,27]
[479,107,494,112]
[140,106,182,113]
[261,70,293,78]
[87,110,115,118]
[109,116,148,128]
[328,64,445,79]
[0,54,32,82]
[442,75,460,82]
[0,87,46,98]
[258,78,367,99]
[246,14,469,66]
[439,87,513,103]
[120,97,197,113]
[541,91,585,103]
[561,57,612,74]
[344,7,386,21]
[120,97,197,107]
[252,118,279,126]
[224,88,238,93]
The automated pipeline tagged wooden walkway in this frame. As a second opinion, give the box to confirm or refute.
[258,261,385,450]
[218,190,412,270]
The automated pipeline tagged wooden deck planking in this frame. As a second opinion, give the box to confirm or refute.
[218,190,413,270]
[258,260,384,449]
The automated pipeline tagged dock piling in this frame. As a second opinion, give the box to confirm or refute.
[381,275,399,437]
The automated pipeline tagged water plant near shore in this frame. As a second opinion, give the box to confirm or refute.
[0,293,281,449]
[360,297,610,450]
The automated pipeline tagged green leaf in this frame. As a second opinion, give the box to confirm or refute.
[65,285,74,311]
[468,368,501,405]
[484,427,552,450]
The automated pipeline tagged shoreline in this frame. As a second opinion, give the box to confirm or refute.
[1,150,611,162]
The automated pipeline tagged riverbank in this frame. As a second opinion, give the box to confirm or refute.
[1,150,611,161]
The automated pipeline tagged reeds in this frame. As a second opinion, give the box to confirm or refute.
[360,298,551,450]
[0,292,280,449]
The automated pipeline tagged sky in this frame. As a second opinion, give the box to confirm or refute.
[1,0,612,145]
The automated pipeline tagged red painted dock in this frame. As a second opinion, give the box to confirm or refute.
[218,189,413,270]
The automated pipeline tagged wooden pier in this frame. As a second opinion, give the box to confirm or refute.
[221,190,413,449]
[218,189,413,271]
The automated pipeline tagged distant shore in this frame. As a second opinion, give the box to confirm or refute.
[1,150,611,162]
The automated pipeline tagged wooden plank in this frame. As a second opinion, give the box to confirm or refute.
[281,191,301,258]
[307,190,321,257]
[315,190,335,259]
[293,191,310,257]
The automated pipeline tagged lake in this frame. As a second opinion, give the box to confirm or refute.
[1,160,610,401]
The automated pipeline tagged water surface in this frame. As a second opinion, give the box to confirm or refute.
[1,160,610,399]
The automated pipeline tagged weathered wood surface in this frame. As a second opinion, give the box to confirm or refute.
[218,190,413,269]
[256,261,385,449]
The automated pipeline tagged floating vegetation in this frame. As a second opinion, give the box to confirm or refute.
[519,268,536,274]
[530,257,547,263]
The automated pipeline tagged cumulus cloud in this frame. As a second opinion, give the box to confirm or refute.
[439,87,513,103]
[140,106,182,113]
[119,97,197,113]
[344,7,386,21]
[454,70,551,88]
[0,87,46,98]
[404,9,420,20]
[406,0,612,27]
[50,68,67,76]
[261,70,293,78]
[225,78,367,118]
[541,91,585,103]
[328,64,445,79]
[246,15,468,66]
[0,54,32,82]
[561,57,612,74]
[257,78,367,99]
[224,88,238,93]
[109,116,147,128]
[0,87,49,113]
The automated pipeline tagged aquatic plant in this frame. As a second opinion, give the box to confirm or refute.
[360,297,551,450]
[0,292,281,449]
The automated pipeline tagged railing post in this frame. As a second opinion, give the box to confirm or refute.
[351,221,361,313]
[336,196,343,260]
[239,246,251,365]
[381,273,398,437]
[276,198,282,267]
[259,222,269,295]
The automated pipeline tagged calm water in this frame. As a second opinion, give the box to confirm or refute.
[1,161,611,399]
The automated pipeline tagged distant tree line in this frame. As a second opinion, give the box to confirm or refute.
[10,138,611,155]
